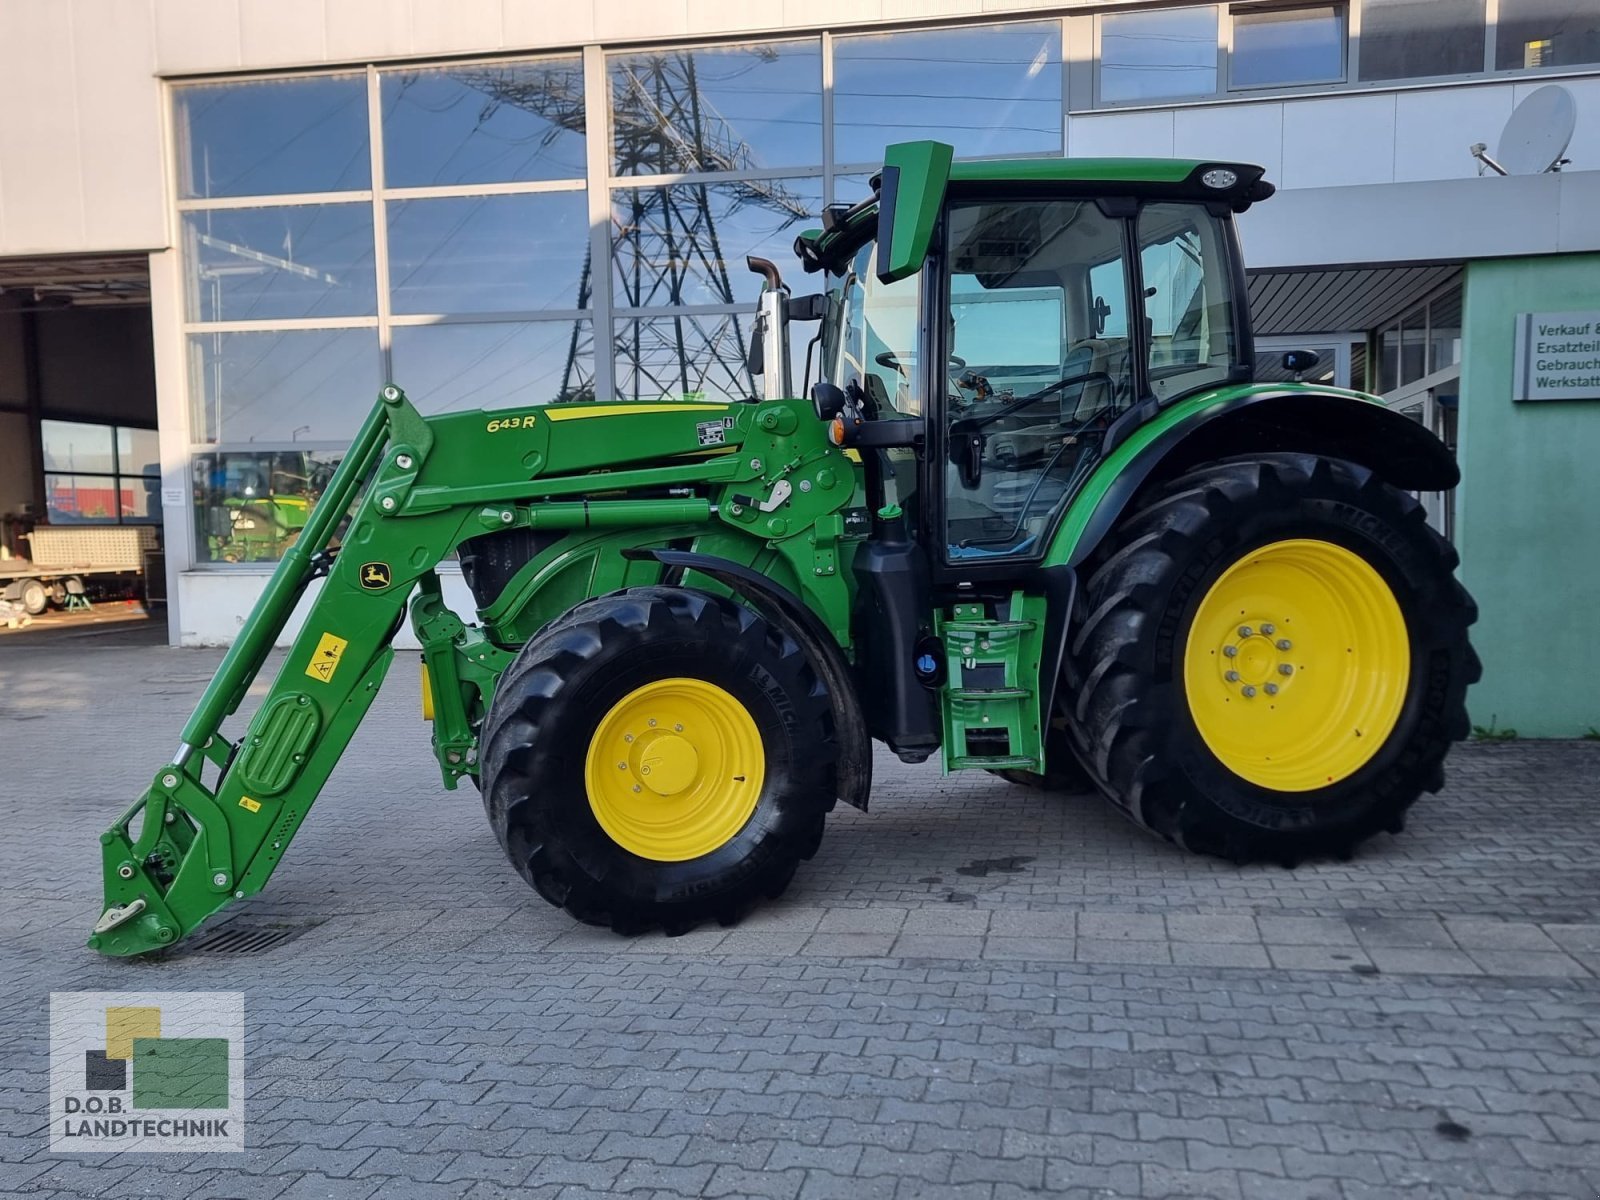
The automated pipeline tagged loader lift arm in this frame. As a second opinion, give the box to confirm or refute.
[91,385,854,956]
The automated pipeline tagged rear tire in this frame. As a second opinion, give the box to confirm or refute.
[1067,453,1478,864]
[480,586,836,934]
[18,579,48,615]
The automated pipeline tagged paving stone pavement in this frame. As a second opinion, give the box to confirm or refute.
[2,625,1598,1199]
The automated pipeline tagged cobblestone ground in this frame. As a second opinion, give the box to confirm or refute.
[2,623,1598,1199]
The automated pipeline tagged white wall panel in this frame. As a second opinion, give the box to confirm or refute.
[1281,93,1396,189]
[1393,86,1514,183]
[1173,103,1284,185]
[325,0,414,62]
[1066,109,1175,158]
[598,0,691,43]
[503,0,595,50]
[410,0,503,57]
[71,0,166,251]
[685,0,785,39]
[153,0,241,74]
[0,1,86,251]
[239,0,327,67]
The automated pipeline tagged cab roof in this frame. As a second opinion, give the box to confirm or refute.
[796,149,1272,276]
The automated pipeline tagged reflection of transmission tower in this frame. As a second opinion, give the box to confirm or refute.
[461,49,815,401]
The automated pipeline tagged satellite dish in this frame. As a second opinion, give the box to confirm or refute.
[1472,85,1577,176]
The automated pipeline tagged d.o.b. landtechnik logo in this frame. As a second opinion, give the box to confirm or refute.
[49,992,244,1152]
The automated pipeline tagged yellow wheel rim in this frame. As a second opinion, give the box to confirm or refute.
[1183,538,1409,792]
[584,678,764,861]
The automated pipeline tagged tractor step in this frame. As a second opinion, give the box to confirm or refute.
[936,595,1047,776]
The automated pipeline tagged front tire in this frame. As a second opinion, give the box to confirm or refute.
[480,587,836,933]
[1067,453,1478,864]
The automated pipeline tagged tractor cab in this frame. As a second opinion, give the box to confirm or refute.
[789,143,1266,572]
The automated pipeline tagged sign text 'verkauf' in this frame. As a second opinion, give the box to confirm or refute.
[1512,310,1600,402]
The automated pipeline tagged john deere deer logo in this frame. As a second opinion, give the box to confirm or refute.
[360,562,391,590]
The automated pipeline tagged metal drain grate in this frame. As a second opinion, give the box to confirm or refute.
[182,922,321,956]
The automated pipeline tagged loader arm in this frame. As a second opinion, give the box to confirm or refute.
[91,386,857,957]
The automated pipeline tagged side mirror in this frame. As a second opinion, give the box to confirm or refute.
[812,381,847,422]
[1282,349,1321,376]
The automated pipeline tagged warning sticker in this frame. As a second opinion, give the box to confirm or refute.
[696,419,727,447]
[304,632,348,685]
[238,796,261,813]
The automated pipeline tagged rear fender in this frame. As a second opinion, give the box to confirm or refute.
[1060,388,1458,570]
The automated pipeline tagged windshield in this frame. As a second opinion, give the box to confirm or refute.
[821,239,923,417]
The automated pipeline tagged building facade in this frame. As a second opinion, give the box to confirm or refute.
[0,0,1596,734]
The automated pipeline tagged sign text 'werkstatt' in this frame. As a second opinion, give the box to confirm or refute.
[1512,310,1600,402]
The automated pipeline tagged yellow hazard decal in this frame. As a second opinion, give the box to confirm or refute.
[238,796,262,813]
[305,631,348,684]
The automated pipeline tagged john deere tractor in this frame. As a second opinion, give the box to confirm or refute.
[91,143,1478,955]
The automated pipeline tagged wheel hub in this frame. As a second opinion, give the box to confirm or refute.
[584,678,765,861]
[1184,539,1409,792]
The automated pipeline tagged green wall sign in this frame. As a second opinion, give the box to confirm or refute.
[1512,310,1600,401]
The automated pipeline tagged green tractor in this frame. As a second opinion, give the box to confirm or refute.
[91,143,1478,955]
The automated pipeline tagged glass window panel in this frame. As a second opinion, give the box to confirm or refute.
[610,178,823,308]
[192,449,344,563]
[614,315,759,403]
[183,205,376,323]
[387,192,589,315]
[175,75,370,200]
[942,199,1135,561]
[1377,325,1400,392]
[1138,203,1241,401]
[1496,0,1600,69]
[41,419,115,474]
[1428,286,1462,373]
[1100,7,1219,103]
[45,473,121,523]
[187,329,381,445]
[381,59,586,187]
[609,41,822,175]
[1399,306,1428,386]
[117,427,161,478]
[832,23,1062,164]
[120,476,161,522]
[391,321,595,412]
[1359,0,1486,81]
[1230,5,1345,89]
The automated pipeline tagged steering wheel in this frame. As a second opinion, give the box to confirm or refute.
[875,350,966,376]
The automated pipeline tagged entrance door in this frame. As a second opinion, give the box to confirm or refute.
[1383,364,1460,542]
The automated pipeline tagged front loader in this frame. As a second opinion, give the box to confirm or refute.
[91,142,1478,956]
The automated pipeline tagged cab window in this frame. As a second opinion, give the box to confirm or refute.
[942,198,1133,561]
[1138,202,1240,400]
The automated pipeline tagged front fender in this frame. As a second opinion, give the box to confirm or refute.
[1053,387,1458,570]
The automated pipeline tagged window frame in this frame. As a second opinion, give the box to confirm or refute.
[39,418,162,526]
[1082,0,1597,114]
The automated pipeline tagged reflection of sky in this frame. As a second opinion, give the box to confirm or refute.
[833,23,1061,164]
[177,76,370,199]
[184,206,376,322]
[392,322,589,411]
[609,42,822,174]
[1100,8,1219,102]
[192,330,380,444]
[1231,8,1343,88]
[388,192,589,314]
[382,63,587,186]
[610,179,822,307]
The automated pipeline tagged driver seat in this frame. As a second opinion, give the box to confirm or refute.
[1060,339,1116,422]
